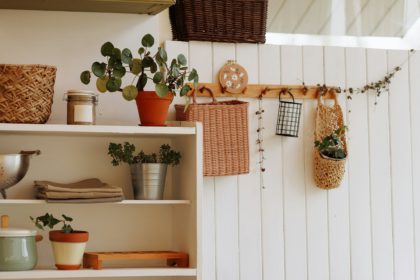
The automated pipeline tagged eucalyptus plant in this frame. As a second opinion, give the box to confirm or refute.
[80,34,198,101]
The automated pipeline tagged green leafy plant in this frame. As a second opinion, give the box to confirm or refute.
[80,34,199,101]
[30,213,74,233]
[314,126,347,160]
[108,142,181,166]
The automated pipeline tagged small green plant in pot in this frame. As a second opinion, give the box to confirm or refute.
[80,34,199,126]
[314,126,347,160]
[30,213,88,270]
[108,142,181,200]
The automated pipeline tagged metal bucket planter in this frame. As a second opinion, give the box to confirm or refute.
[130,163,167,200]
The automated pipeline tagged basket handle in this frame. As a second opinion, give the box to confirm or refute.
[317,87,338,105]
[197,85,217,103]
[279,88,295,102]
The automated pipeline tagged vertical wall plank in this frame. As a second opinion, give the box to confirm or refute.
[409,51,420,280]
[212,42,240,280]
[324,46,351,280]
[258,44,285,280]
[345,47,373,280]
[366,48,394,280]
[388,50,416,280]
[280,45,308,280]
[189,41,217,280]
[302,46,329,280]
[236,43,263,280]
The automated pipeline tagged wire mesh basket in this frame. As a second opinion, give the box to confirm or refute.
[276,91,302,137]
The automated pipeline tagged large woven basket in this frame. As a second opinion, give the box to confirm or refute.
[313,94,347,190]
[0,64,56,124]
[175,89,249,176]
[169,0,268,43]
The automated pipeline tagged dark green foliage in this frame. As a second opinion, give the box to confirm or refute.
[314,126,347,160]
[30,213,74,234]
[80,34,198,101]
[108,142,181,166]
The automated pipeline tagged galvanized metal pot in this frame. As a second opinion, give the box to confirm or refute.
[130,163,167,200]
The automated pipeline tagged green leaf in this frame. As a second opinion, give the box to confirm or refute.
[112,48,122,60]
[91,62,106,78]
[171,65,180,77]
[177,54,187,66]
[131,58,142,75]
[155,83,169,97]
[101,42,114,56]
[62,214,73,222]
[141,34,155,48]
[138,47,145,55]
[136,73,148,90]
[142,56,154,68]
[106,77,122,92]
[113,65,126,78]
[80,70,91,84]
[122,85,138,101]
[62,224,73,234]
[188,68,198,81]
[121,48,133,64]
[180,85,191,96]
[150,62,157,73]
[96,76,109,93]
[158,47,168,63]
[153,72,163,83]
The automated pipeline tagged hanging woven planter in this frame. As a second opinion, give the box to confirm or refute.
[276,90,302,137]
[313,93,347,190]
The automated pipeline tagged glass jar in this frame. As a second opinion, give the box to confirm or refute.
[64,90,98,125]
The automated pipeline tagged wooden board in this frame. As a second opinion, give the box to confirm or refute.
[83,251,189,270]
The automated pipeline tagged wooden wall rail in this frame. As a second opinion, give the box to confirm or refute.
[190,83,339,99]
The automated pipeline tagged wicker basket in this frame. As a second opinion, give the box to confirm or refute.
[313,94,347,190]
[169,0,268,43]
[175,88,249,176]
[0,64,56,124]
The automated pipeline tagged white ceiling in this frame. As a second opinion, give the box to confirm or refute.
[267,0,420,37]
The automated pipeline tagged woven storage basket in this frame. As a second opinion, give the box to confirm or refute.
[175,88,249,176]
[169,0,268,43]
[313,94,347,190]
[0,64,56,123]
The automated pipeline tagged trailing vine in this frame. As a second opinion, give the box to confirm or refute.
[256,94,266,189]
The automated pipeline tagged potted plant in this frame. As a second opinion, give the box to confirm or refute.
[314,126,347,160]
[80,34,199,126]
[30,213,88,270]
[108,142,181,200]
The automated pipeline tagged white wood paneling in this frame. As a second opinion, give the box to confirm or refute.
[345,47,373,280]
[324,46,351,280]
[165,42,419,280]
[236,43,263,280]
[258,44,285,280]
[366,48,394,280]
[388,50,416,280]
[212,42,240,280]
[409,51,420,280]
[302,46,330,280]
[280,45,308,280]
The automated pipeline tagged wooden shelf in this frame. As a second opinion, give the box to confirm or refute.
[0,267,197,279]
[0,0,175,15]
[0,123,196,137]
[0,199,191,205]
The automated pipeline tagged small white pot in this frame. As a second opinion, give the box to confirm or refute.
[49,230,89,270]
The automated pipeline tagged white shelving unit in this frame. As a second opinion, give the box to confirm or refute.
[0,122,203,280]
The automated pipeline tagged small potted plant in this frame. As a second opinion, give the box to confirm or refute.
[80,33,199,126]
[314,126,347,160]
[108,142,181,200]
[30,213,88,270]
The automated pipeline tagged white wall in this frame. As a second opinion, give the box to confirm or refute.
[165,42,420,280]
[1,8,419,280]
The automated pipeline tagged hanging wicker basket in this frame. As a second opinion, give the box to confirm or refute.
[313,94,347,190]
[0,64,56,124]
[175,87,249,176]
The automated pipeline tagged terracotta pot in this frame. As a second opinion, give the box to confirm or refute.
[49,230,89,270]
[135,91,173,126]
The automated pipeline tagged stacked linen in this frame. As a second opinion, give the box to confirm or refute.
[34,178,124,203]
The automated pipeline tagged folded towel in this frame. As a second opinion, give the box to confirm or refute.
[35,184,123,194]
[46,197,124,203]
[37,191,123,200]
[35,178,105,189]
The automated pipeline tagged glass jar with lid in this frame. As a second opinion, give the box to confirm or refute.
[64,90,98,125]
